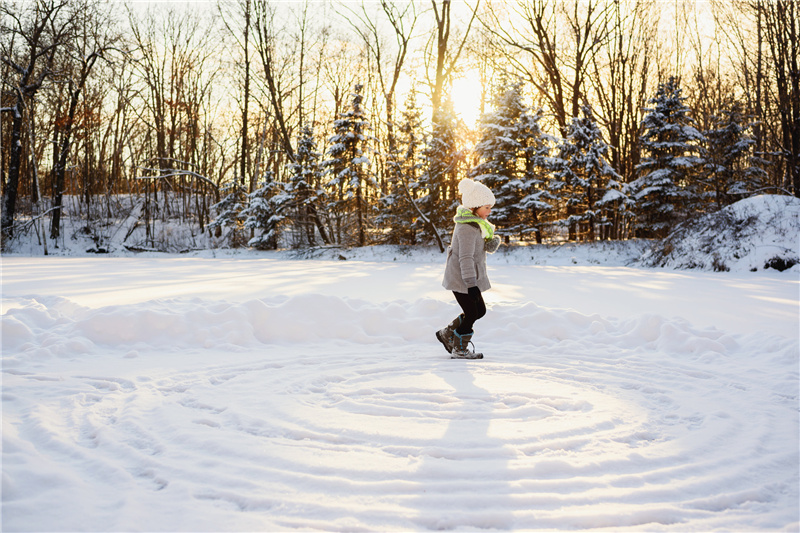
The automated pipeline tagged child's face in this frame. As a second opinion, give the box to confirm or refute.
[475,205,492,220]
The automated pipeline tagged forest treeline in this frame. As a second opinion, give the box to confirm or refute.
[1,0,798,253]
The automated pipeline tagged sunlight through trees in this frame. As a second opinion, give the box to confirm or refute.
[1,0,797,252]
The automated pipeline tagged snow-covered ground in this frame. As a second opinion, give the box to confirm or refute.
[2,241,798,531]
[2,195,799,531]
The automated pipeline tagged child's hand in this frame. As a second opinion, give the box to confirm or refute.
[485,236,501,253]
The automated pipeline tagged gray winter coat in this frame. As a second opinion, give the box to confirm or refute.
[442,222,491,294]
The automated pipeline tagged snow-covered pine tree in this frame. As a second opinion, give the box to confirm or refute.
[552,105,622,241]
[469,81,556,241]
[324,84,375,247]
[702,101,767,208]
[419,97,462,250]
[208,181,248,246]
[598,179,635,240]
[241,170,286,250]
[469,81,525,236]
[377,89,425,245]
[632,76,705,237]
[286,124,327,247]
[515,106,555,242]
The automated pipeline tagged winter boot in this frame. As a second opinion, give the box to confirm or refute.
[436,315,463,354]
[451,330,483,359]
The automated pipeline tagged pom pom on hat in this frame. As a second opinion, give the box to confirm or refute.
[458,178,496,208]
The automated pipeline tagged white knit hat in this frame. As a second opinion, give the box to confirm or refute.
[458,178,496,209]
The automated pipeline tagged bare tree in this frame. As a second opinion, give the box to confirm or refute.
[127,4,221,247]
[480,0,613,134]
[341,1,419,160]
[762,0,800,197]
[321,32,360,124]
[252,0,295,162]
[219,0,253,193]
[428,0,479,122]
[589,0,657,185]
[49,0,121,241]
[1,0,74,241]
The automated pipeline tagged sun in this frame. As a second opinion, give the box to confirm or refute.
[451,68,485,127]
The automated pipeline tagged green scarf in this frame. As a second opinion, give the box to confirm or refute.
[454,206,495,241]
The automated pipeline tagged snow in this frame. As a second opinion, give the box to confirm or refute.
[3,240,799,531]
[642,195,800,272]
[3,195,800,531]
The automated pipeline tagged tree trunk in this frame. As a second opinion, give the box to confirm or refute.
[1,104,24,240]
[51,58,96,240]
[241,0,251,190]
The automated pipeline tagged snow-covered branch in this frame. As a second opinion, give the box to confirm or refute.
[135,167,218,192]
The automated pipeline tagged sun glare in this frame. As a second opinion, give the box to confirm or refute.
[451,68,485,127]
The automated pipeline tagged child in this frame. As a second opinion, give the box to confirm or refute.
[437,178,501,359]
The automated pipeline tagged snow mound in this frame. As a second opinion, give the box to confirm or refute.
[282,240,650,267]
[641,195,800,272]
[2,294,748,362]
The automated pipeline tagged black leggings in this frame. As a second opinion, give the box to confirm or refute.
[453,290,486,335]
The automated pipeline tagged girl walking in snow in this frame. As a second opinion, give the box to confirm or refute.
[437,178,501,359]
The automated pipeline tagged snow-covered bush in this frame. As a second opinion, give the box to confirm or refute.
[640,195,800,271]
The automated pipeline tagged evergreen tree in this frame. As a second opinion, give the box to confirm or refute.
[241,170,286,250]
[470,82,526,235]
[418,96,461,250]
[632,76,705,237]
[470,82,556,241]
[553,105,622,241]
[324,84,375,246]
[208,181,248,246]
[702,101,767,208]
[377,89,425,245]
[518,107,558,243]
[286,124,327,247]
